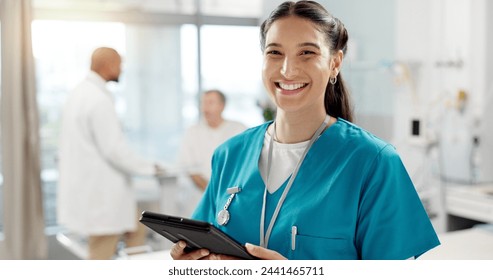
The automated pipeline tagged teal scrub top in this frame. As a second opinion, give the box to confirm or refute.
[192,118,440,260]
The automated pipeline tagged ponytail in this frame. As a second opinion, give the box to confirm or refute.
[324,16,353,122]
[325,73,353,122]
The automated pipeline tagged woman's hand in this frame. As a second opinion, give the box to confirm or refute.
[170,241,287,260]
[170,241,211,260]
[201,243,288,260]
[245,243,287,260]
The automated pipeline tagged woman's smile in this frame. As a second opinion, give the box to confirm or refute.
[275,82,309,95]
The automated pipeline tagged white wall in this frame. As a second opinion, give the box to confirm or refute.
[477,0,493,182]
[395,0,489,133]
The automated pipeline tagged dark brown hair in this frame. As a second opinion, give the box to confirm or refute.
[260,0,353,122]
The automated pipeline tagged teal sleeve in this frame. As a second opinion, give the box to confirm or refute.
[191,152,218,223]
[356,145,440,259]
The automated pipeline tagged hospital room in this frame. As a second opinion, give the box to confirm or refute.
[1,0,493,266]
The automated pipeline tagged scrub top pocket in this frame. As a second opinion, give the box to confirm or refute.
[287,232,356,260]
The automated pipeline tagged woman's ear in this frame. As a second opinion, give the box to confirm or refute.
[331,50,344,76]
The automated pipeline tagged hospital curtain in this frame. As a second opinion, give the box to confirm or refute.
[0,0,47,259]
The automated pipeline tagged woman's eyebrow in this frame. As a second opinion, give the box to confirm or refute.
[265,43,282,48]
[298,42,321,49]
[265,42,321,49]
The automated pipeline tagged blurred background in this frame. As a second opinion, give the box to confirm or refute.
[1,0,493,260]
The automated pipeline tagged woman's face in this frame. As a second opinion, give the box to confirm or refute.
[262,16,335,114]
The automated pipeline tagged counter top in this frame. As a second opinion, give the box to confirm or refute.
[419,225,493,260]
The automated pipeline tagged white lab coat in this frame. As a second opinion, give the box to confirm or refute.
[57,71,155,235]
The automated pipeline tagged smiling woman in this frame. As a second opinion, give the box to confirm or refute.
[170,0,440,260]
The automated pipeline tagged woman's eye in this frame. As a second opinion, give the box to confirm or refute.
[300,50,315,55]
[266,50,281,55]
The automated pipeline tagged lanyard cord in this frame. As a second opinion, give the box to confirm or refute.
[260,115,330,248]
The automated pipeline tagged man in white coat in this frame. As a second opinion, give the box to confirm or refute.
[57,47,164,259]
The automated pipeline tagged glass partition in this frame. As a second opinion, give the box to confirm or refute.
[200,25,264,127]
[32,20,201,229]
[32,13,265,231]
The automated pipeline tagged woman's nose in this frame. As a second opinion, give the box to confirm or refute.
[280,57,299,78]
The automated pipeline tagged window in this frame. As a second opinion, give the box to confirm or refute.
[32,8,265,231]
[200,25,264,127]
[32,20,197,229]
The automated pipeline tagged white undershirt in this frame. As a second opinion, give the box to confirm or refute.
[259,130,310,194]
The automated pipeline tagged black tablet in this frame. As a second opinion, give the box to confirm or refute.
[139,211,257,260]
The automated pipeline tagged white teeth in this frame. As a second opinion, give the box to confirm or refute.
[279,82,306,90]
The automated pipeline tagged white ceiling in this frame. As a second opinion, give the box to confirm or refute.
[32,0,264,17]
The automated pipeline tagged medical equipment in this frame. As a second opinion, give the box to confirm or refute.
[439,89,493,184]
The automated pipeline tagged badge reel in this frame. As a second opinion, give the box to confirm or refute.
[216,186,241,226]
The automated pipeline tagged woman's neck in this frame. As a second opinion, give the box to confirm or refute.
[273,110,329,144]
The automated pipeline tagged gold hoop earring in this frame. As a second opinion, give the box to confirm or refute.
[329,76,337,85]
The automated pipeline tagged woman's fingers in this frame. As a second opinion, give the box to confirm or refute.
[170,241,210,260]
[245,243,287,260]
